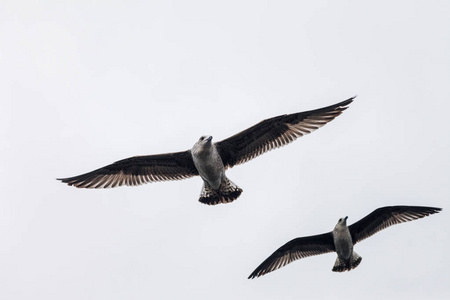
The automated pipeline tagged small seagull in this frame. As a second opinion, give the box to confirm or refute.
[58,97,354,205]
[248,205,441,278]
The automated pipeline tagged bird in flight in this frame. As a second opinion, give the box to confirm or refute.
[58,97,354,205]
[248,205,441,278]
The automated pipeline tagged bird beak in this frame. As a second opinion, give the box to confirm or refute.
[344,216,348,221]
[207,136,213,142]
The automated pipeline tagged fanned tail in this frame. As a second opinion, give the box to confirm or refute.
[332,252,362,272]
[198,177,242,205]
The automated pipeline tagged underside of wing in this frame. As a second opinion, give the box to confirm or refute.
[57,150,199,188]
[248,232,335,279]
[349,206,442,244]
[217,97,355,168]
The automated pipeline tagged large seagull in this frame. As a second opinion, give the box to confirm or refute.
[58,97,354,205]
[248,206,441,278]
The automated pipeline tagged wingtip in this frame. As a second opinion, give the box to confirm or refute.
[57,177,71,184]
[57,176,79,187]
[414,206,442,215]
[335,96,356,108]
[346,95,357,103]
[248,268,268,279]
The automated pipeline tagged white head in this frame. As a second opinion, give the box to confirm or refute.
[336,216,348,227]
[192,135,213,155]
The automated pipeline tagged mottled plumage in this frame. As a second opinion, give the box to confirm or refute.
[58,97,354,205]
[248,206,441,278]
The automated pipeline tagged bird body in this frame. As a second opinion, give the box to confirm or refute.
[58,97,355,205]
[191,135,242,204]
[191,135,225,190]
[248,206,441,278]
[332,217,361,272]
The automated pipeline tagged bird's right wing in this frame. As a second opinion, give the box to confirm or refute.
[349,206,442,245]
[217,97,354,169]
[248,232,335,279]
[57,150,199,188]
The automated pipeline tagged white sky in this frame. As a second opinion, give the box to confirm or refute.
[1,1,449,299]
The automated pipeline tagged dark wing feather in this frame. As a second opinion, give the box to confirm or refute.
[216,97,355,168]
[57,150,198,188]
[349,206,442,244]
[248,232,335,279]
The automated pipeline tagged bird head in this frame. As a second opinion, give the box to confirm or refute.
[198,135,213,143]
[337,216,348,226]
[192,135,213,155]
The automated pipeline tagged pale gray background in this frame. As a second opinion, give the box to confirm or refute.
[1,1,449,299]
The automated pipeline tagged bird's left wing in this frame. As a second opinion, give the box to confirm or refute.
[248,232,335,279]
[216,97,354,168]
[58,150,199,188]
[349,206,442,244]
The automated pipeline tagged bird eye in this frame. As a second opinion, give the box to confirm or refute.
[199,136,204,141]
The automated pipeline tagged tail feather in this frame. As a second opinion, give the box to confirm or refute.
[198,177,242,205]
[332,252,362,272]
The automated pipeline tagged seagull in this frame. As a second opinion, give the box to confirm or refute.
[58,97,354,205]
[248,205,441,278]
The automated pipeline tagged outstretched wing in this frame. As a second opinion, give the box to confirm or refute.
[216,97,355,168]
[58,150,199,188]
[248,232,335,279]
[349,206,442,244]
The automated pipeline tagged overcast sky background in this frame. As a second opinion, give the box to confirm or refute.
[1,1,449,299]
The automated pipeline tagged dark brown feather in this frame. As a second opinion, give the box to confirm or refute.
[349,206,442,244]
[57,150,198,188]
[217,97,355,168]
[248,232,335,279]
